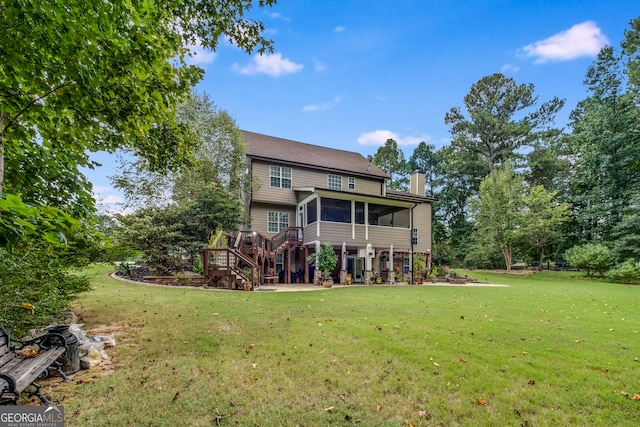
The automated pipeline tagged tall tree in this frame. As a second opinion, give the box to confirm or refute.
[173,92,247,201]
[114,182,242,272]
[520,185,570,265]
[112,91,248,209]
[472,163,523,270]
[406,141,442,197]
[525,135,567,191]
[1,0,275,245]
[621,17,640,97]
[609,195,640,262]
[445,73,564,180]
[371,139,407,190]
[562,32,640,241]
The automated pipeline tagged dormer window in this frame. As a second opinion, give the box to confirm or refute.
[328,174,342,190]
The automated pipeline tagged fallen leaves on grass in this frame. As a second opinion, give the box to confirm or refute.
[418,410,432,419]
[475,396,486,405]
[621,391,640,401]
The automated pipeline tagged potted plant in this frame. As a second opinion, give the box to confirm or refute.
[393,266,403,284]
[413,253,427,285]
[345,273,352,285]
[307,242,338,288]
[242,266,255,291]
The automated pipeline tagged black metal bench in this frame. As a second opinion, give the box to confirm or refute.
[0,324,70,405]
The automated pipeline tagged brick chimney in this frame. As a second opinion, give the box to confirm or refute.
[410,170,426,196]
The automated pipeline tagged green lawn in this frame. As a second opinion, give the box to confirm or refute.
[57,265,640,426]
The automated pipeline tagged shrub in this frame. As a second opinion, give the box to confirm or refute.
[0,245,91,336]
[307,242,338,280]
[113,261,133,277]
[606,259,640,284]
[413,253,427,279]
[193,258,204,275]
[564,243,611,277]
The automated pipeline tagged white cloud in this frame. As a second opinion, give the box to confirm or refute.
[233,53,303,77]
[96,194,124,206]
[501,63,519,73]
[521,21,609,63]
[269,12,290,21]
[302,95,343,112]
[92,189,129,214]
[185,44,217,65]
[334,26,346,33]
[92,186,115,195]
[357,130,431,146]
[375,95,387,102]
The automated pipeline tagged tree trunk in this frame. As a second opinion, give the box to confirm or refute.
[502,245,512,271]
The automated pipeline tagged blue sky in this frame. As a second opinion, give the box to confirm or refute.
[92,0,637,211]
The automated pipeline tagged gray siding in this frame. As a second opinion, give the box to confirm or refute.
[251,161,298,206]
[302,221,411,252]
[249,203,297,237]
[368,226,412,252]
[412,203,432,253]
[251,160,383,203]
[316,222,355,246]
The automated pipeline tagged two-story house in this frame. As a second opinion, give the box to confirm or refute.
[238,130,434,286]
[201,130,433,289]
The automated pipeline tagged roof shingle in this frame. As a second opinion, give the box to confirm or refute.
[242,130,389,179]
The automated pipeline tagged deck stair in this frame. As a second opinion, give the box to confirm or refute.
[202,227,305,288]
[201,248,259,290]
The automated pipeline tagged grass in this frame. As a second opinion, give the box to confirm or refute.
[47,265,640,426]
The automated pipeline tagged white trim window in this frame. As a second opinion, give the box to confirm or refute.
[412,228,418,245]
[268,211,290,233]
[328,174,342,190]
[348,177,356,190]
[270,165,292,189]
[404,257,410,275]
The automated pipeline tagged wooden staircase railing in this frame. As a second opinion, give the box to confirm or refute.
[201,248,260,290]
[202,227,306,288]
